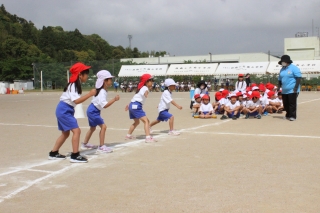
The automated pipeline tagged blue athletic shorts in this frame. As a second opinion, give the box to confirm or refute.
[157,109,172,121]
[87,103,104,127]
[56,101,78,131]
[227,111,240,118]
[129,102,146,119]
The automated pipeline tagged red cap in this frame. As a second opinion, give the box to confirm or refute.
[69,62,91,83]
[259,85,266,92]
[267,91,275,98]
[236,92,243,96]
[215,92,222,101]
[251,91,261,98]
[221,90,229,98]
[202,94,210,100]
[194,94,201,99]
[266,84,274,90]
[246,87,251,92]
[238,73,244,77]
[251,83,257,87]
[137,74,153,90]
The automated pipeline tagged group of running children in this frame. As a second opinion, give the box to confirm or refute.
[49,63,182,163]
[192,73,283,120]
[48,63,283,163]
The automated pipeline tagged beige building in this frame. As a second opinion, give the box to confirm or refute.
[285,37,320,60]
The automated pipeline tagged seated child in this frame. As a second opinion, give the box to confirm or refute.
[243,91,262,119]
[192,94,202,116]
[212,92,222,110]
[199,95,214,118]
[275,92,284,112]
[267,91,282,113]
[215,89,229,114]
[221,93,240,120]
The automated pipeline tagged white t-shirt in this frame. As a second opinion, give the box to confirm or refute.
[91,89,108,110]
[239,100,246,106]
[260,96,269,107]
[268,98,278,104]
[275,98,283,106]
[245,100,261,108]
[60,84,80,107]
[200,103,213,112]
[131,86,149,104]
[235,81,247,92]
[158,90,173,112]
[219,98,229,106]
[225,101,240,110]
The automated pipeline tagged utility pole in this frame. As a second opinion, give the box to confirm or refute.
[128,35,132,49]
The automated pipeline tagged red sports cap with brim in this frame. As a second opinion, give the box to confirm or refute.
[202,94,210,100]
[238,73,244,77]
[194,94,201,99]
[259,85,266,91]
[221,90,229,98]
[267,91,275,98]
[251,83,257,87]
[215,92,222,101]
[137,74,153,90]
[251,91,261,98]
[236,92,243,96]
[266,84,275,90]
[69,62,91,83]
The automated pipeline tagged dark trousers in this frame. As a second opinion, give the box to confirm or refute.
[282,93,298,119]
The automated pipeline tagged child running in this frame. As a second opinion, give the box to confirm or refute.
[82,70,119,153]
[149,79,182,135]
[125,74,156,143]
[49,62,96,163]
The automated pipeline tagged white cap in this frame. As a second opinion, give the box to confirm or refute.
[230,92,237,98]
[164,78,177,87]
[95,70,114,88]
[243,94,247,98]
[252,86,259,91]
[219,88,224,92]
[248,91,252,95]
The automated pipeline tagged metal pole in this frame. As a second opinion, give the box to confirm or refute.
[67,70,69,82]
[209,53,212,63]
[158,56,160,64]
[268,50,270,62]
[41,71,43,94]
[113,58,114,76]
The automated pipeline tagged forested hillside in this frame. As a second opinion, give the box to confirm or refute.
[0,4,167,82]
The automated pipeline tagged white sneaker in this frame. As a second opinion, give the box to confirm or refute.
[168,130,180,136]
[81,142,98,150]
[125,135,136,140]
[145,137,158,143]
[149,127,154,134]
[96,145,113,153]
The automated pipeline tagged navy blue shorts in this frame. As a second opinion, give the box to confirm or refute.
[56,101,78,131]
[87,103,104,127]
[227,111,240,118]
[248,111,259,116]
[129,102,146,119]
[157,110,172,122]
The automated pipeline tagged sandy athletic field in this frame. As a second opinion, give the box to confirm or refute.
[0,91,320,212]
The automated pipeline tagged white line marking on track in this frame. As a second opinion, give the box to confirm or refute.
[298,98,320,104]
[0,161,58,177]
[25,169,53,174]
[193,131,320,139]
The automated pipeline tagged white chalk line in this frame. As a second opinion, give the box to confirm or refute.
[193,131,320,139]
[298,98,320,105]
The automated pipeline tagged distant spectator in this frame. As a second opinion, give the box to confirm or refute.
[245,73,251,86]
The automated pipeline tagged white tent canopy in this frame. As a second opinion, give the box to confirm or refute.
[215,62,269,75]
[118,65,168,77]
[166,63,218,76]
[267,60,320,74]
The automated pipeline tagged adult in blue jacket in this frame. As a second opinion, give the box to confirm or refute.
[278,55,301,121]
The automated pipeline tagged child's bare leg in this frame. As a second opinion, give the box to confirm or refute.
[139,116,150,136]
[150,120,160,128]
[71,128,81,153]
[128,119,140,135]
[84,126,96,144]
[98,124,107,146]
[200,114,205,118]
[169,116,174,131]
[234,110,239,117]
[205,114,211,118]
[52,131,70,152]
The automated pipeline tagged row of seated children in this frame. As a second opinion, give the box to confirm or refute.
[192,83,283,120]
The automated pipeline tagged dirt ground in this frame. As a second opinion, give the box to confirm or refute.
[0,90,320,213]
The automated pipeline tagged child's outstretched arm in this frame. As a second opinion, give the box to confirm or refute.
[74,89,96,104]
[171,100,182,110]
[104,95,120,108]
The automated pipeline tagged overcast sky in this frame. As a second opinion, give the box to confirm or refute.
[2,0,320,56]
